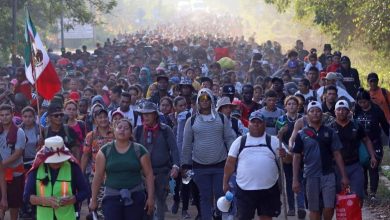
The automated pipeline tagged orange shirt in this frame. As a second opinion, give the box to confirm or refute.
[369,87,390,122]
[83,129,114,171]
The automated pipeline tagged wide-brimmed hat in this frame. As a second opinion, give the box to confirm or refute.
[216,97,234,111]
[44,136,71,163]
[135,100,158,114]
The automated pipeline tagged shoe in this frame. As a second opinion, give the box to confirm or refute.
[287,209,295,216]
[370,193,377,202]
[182,210,191,219]
[171,201,179,214]
[298,209,306,219]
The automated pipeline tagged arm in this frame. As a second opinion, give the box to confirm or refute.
[333,150,349,187]
[223,156,237,193]
[181,118,194,167]
[71,163,91,203]
[140,154,155,215]
[80,152,90,174]
[223,115,237,149]
[288,118,303,151]
[3,129,25,167]
[378,108,389,136]
[166,127,180,178]
[0,163,7,210]
[89,151,105,210]
[292,153,302,193]
[362,136,378,168]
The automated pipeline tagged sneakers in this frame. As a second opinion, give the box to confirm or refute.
[370,193,377,202]
[171,201,179,214]
[182,210,191,219]
[297,209,306,219]
[287,209,295,216]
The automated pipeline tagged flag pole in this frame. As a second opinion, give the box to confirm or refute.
[26,7,44,145]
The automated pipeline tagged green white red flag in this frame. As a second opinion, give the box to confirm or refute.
[24,9,61,100]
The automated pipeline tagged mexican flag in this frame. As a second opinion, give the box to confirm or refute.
[24,9,61,100]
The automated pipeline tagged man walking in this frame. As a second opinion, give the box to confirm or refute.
[223,111,285,220]
[292,101,349,220]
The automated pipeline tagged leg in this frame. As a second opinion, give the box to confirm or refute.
[181,180,190,211]
[235,186,257,220]
[258,216,272,220]
[322,208,334,220]
[305,177,321,220]
[309,211,321,220]
[193,168,213,220]
[191,180,201,216]
[171,174,181,214]
[9,208,19,220]
[102,196,124,219]
[154,173,169,220]
[283,163,295,213]
[124,191,146,220]
[211,168,224,218]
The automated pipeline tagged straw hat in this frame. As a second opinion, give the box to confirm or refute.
[44,136,71,163]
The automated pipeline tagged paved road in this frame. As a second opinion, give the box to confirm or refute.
[4,194,374,219]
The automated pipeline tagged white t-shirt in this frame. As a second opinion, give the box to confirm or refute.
[112,106,142,127]
[304,62,323,72]
[228,134,280,190]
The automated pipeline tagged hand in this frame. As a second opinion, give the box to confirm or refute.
[59,196,76,206]
[144,197,155,215]
[181,169,188,177]
[45,196,60,209]
[278,148,287,158]
[170,167,179,179]
[341,176,350,189]
[292,179,300,193]
[89,198,98,211]
[370,157,378,168]
[223,182,230,194]
[0,198,7,211]
[277,126,288,139]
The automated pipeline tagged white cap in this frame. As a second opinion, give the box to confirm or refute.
[335,100,350,110]
[307,101,322,112]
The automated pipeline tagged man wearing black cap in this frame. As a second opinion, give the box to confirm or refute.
[222,84,235,102]
[44,102,81,160]
[319,44,332,67]
[339,56,360,98]
[149,73,172,105]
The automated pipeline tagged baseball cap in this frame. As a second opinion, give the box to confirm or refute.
[307,101,322,112]
[287,60,298,68]
[222,84,235,95]
[333,51,342,57]
[249,111,265,121]
[325,72,339,81]
[335,100,350,110]
[367,72,379,82]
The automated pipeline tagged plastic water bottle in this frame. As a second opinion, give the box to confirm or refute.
[169,177,176,195]
[181,170,194,184]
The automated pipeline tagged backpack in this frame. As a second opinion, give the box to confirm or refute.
[104,141,143,161]
[44,125,71,146]
[237,134,282,191]
[231,117,241,136]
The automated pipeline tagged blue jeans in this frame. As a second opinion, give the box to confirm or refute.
[102,191,146,220]
[193,167,224,220]
[283,163,305,210]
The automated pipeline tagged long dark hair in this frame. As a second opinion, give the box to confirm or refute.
[354,87,371,113]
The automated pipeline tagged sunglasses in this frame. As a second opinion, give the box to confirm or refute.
[51,113,64,118]
[198,95,211,102]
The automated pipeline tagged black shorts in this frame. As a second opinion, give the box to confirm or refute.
[236,183,281,219]
[6,175,24,208]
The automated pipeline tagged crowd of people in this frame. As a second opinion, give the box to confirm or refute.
[0,14,390,220]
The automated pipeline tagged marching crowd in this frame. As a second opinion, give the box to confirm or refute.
[1,14,390,220]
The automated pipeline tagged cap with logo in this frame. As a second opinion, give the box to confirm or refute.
[307,101,322,112]
[335,100,350,110]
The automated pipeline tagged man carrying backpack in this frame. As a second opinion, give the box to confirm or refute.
[134,100,180,220]
[181,88,236,220]
[223,111,286,220]
[0,104,26,220]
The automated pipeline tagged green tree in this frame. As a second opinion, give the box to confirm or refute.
[265,0,390,57]
[0,0,117,64]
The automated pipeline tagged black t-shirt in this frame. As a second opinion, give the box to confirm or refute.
[332,121,365,165]
[354,104,389,144]
[45,125,79,149]
[322,102,335,117]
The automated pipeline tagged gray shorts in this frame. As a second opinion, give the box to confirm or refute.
[335,162,365,199]
[306,173,336,211]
